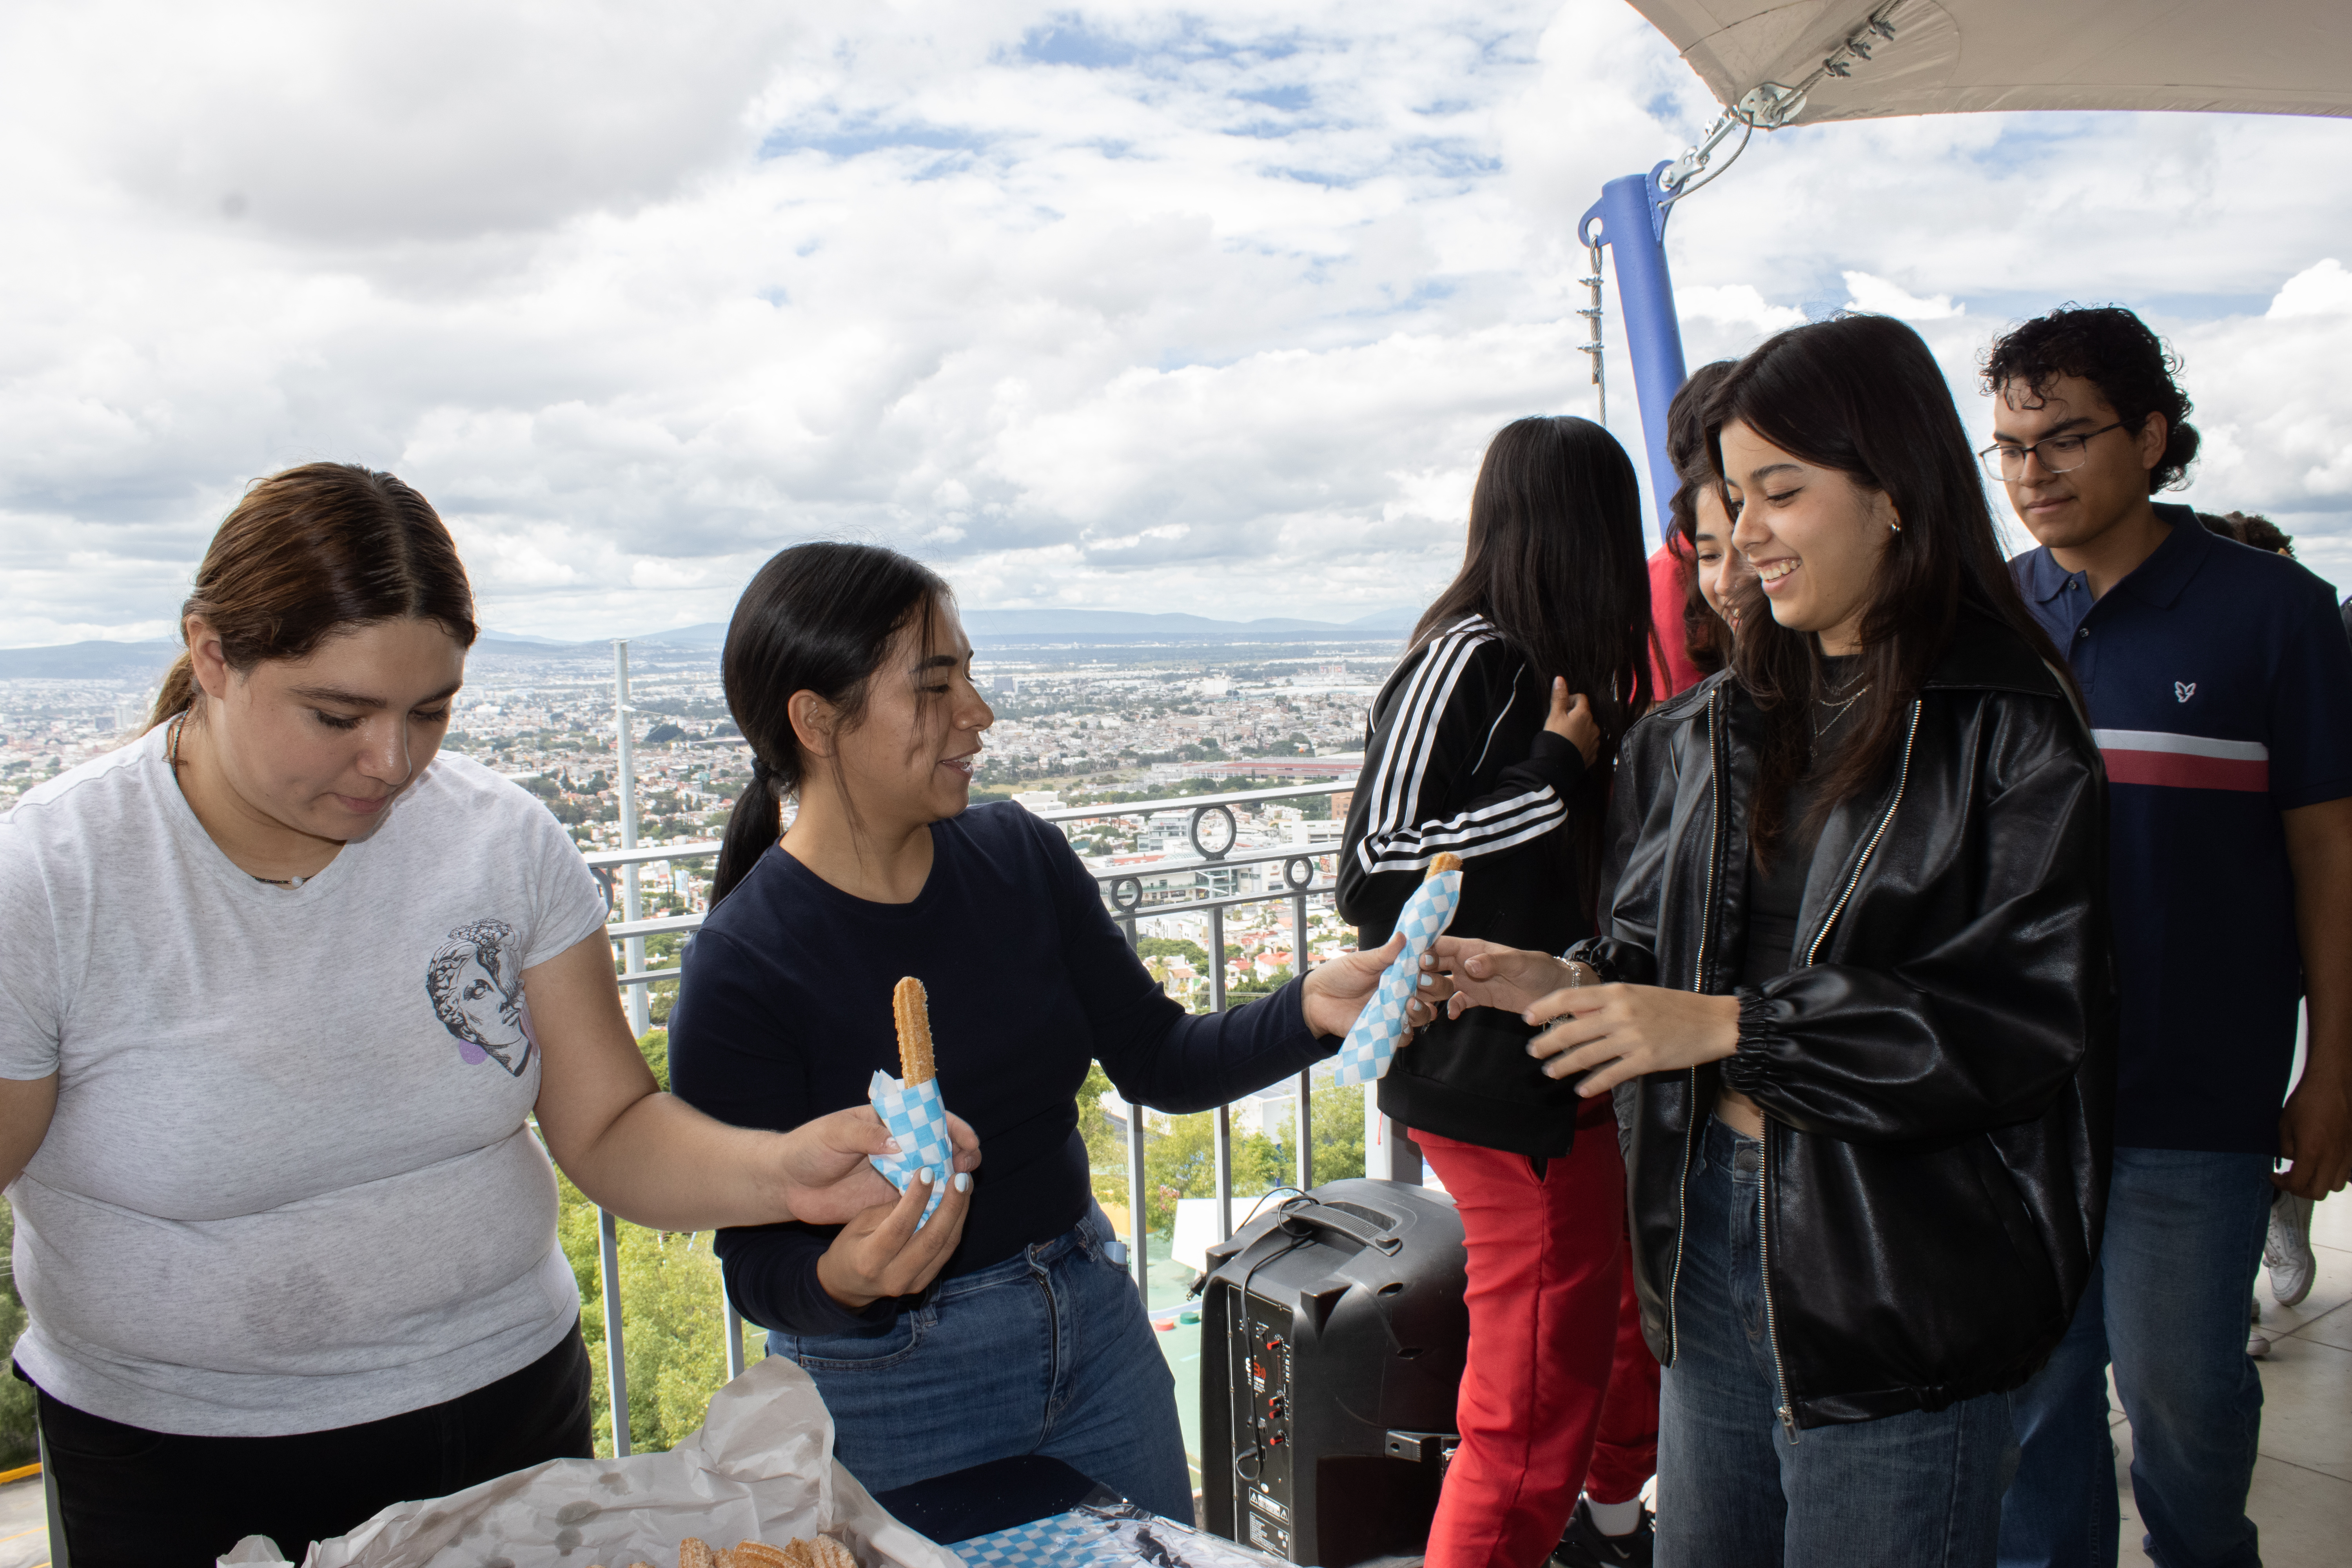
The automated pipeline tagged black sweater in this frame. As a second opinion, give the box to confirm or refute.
[668,802,1336,1336]
[1336,616,1595,1155]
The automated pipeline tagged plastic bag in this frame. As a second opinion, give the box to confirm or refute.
[217,1355,964,1568]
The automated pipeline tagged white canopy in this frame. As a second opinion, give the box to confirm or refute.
[1625,0,2352,125]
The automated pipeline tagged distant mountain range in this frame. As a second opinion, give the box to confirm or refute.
[0,607,1416,679]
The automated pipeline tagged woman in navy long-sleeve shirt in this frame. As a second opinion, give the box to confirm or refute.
[669,542,1402,1517]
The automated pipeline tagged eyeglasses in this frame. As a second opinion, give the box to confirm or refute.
[1979,422,2127,481]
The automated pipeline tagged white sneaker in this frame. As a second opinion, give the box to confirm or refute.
[2266,1191,2317,1308]
[2247,1327,2272,1359]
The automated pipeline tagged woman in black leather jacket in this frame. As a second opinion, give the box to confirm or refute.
[1418,315,2115,1568]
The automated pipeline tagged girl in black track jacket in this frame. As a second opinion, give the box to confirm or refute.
[1337,415,1655,1568]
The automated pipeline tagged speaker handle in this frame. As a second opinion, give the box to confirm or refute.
[1277,1202,1401,1256]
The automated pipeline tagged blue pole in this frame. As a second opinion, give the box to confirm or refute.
[1579,163,1690,541]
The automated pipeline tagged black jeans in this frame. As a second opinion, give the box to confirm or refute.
[20,1323,593,1568]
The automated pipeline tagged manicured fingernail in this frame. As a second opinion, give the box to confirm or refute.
[1417,974,1432,989]
[953,1172,971,1192]
[918,1167,935,1184]
[1526,1042,1541,1057]
[885,1138,903,1154]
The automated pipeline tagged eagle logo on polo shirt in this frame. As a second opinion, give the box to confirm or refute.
[2175,682,2197,702]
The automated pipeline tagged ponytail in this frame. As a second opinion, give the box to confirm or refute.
[706,543,948,907]
[711,760,784,906]
[147,655,200,732]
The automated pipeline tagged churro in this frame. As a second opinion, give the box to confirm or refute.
[891,976,936,1085]
[675,1540,854,1568]
[1428,851,1461,878]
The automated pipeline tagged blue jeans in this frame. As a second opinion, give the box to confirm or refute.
[766,1205,1191,1520]
[1657,1117,2017,1568]
[1999,1147,2272,1568]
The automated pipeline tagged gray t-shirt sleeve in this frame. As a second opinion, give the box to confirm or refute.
[0,824,63,1080]
[520,799,612,969]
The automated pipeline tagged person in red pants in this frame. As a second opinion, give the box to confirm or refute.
[1338,413,1655,1568]
[1550,363,1742,1567]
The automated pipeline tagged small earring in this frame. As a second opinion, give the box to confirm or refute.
[1889,520,1902,534]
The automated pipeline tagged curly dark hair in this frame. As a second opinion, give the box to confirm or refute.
[2229,510,2294,556]
[1982,305,2199,494]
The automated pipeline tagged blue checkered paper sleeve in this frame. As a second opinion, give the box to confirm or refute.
[867,1069,953,1222]
[1330,865,1463,1086]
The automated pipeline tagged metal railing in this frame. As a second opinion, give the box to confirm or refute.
[582,775,1379,1455]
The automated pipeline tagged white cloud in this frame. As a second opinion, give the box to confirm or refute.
[2269,258,2352,319]
[1841,271,1964,321]
[1676,284,1807,334]
[4,0,2352,642]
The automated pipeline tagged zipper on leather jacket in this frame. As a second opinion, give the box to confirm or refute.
[1760,699,1924,1446]
[1665,686,1724,1367]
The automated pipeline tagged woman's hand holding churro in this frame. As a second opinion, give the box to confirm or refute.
[1298,929,1411,1040]
[770,1105,981,1227]
[815,1154,973,1310]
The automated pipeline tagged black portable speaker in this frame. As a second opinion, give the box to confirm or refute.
[1196,1178,1469,1566]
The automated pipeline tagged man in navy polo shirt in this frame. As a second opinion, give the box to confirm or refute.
[1989,306,2352,1568]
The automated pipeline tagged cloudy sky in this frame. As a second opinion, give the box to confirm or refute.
[5,0,2350,644]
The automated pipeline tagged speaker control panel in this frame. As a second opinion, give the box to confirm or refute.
[1233,1294,1296,1558]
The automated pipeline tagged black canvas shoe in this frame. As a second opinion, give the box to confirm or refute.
[1552,1497,1655,1567]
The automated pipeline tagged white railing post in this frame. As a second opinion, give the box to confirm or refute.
[614,640,648,1038]
[1117,911,1151,1299]
[597,1206,630,1455]
[1292,888,1314,1192]
[724,1301,746,1382]
[1126,1089,1150,1299]
[1208,904,1234,1241]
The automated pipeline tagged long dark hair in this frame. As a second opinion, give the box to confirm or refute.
[152,463,477,730]
[1407,415,1653,902]
[711,542,950,904]
[1710,315,2066,857]
[1666,361,1739,675]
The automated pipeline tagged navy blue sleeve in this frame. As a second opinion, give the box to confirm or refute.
[2267,571,2352,810]
[669,924,877,1337]
[712,1221,890,1338]
[1028,813,1336,1111]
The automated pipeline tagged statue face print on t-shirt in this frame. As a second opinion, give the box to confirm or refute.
[425,920,535,1076]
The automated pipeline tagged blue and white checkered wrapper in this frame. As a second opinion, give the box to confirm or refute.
[868,1069,954,1223]
[954,1512,1114,1568]
[1330,866,1463,1086]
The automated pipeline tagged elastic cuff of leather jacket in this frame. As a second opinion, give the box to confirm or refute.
[1561,938,1616,983]
[1721,990,1788,1094]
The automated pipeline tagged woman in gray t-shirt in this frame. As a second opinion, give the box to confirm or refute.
[0,463,977,1566]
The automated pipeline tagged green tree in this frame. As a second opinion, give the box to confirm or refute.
[1078,1061,1129,1210]
[550,1025,760,1456]
[557,1167,762,1457]
[1139,1112,1288,1234]
[1310,1078,1367,1183]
